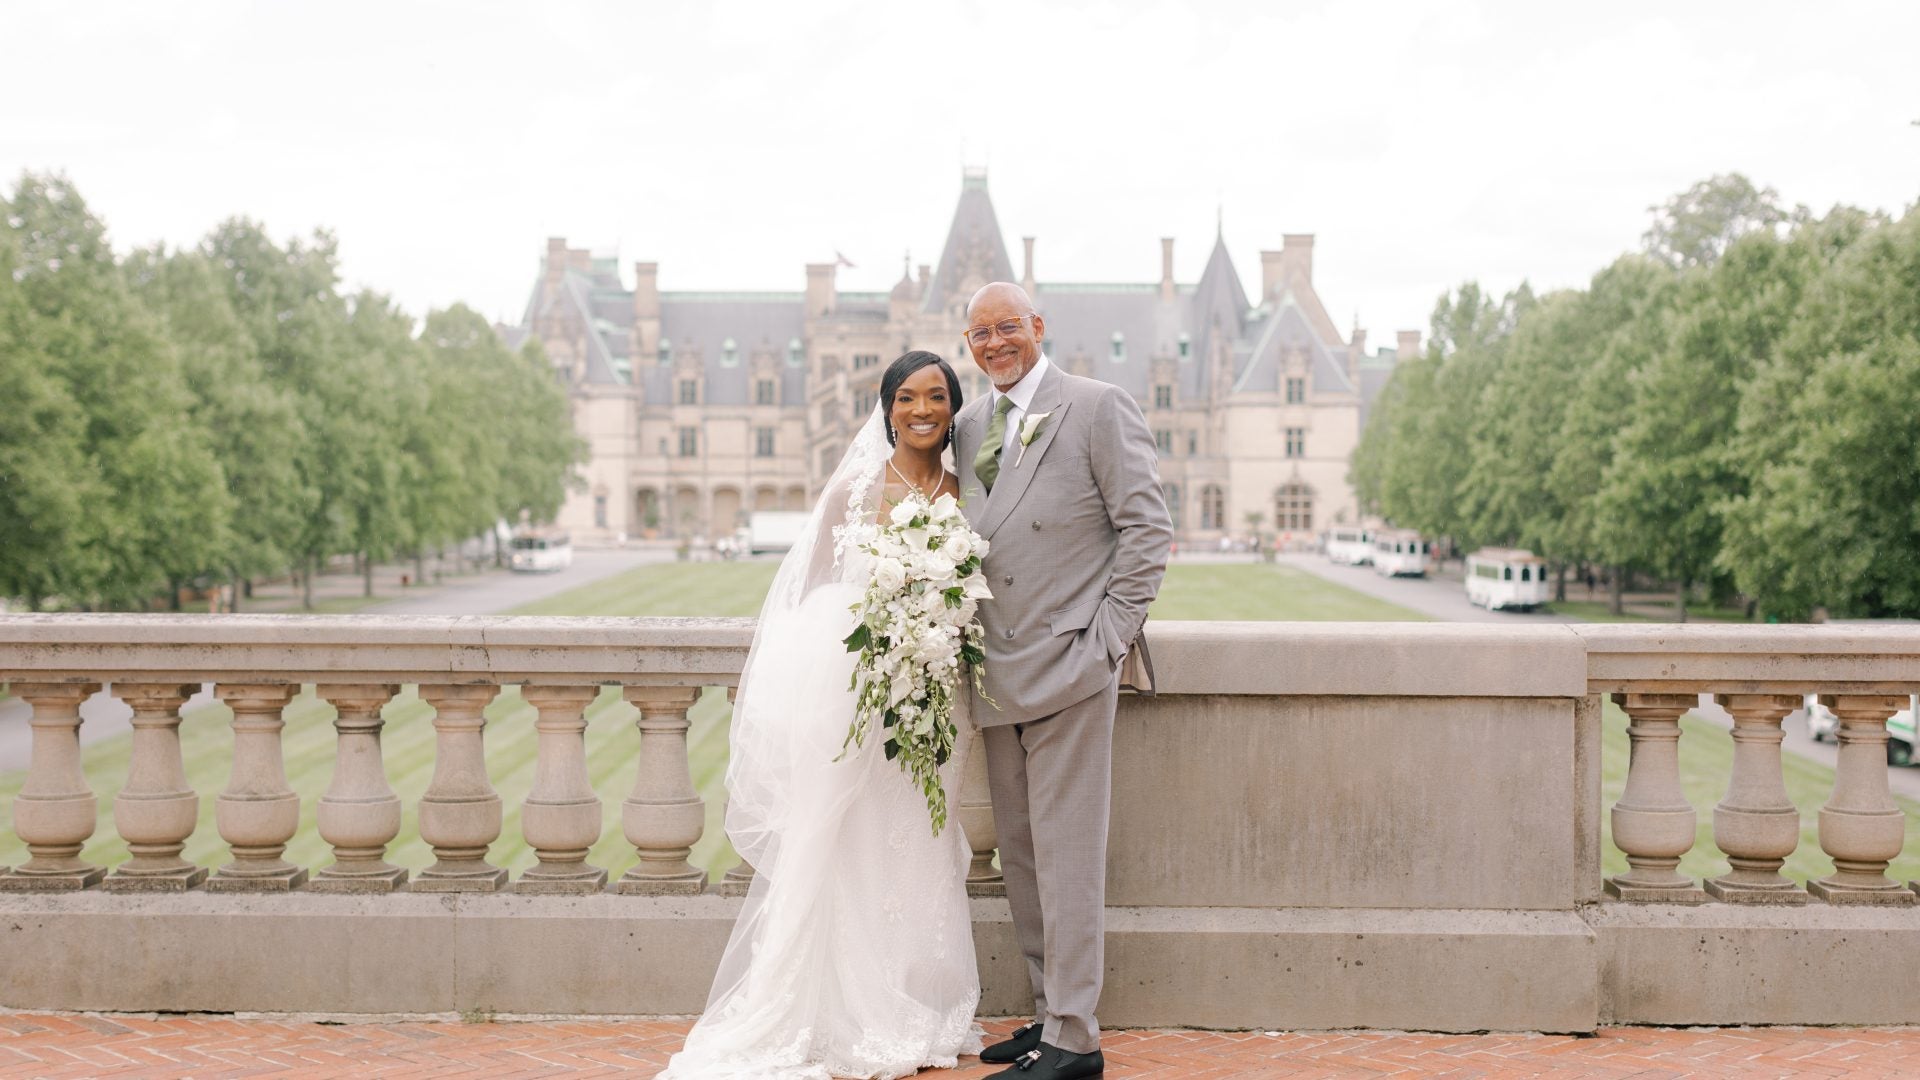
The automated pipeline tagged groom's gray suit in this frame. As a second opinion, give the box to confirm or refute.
[954,356,1172,1055]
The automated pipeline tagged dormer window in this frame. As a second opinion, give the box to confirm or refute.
[721,337,739,367]
[658,337,672,364]
[1178,332,1191,360]
[787,336,804,367]
[1110,331,1125,362]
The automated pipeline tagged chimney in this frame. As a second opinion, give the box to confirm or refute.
[567,247,591,275]
[1280,234,1314,287]
[632,261,660,361]
[1159,237,1176,301]
[805,263,837,316]
[918,263,931,289]
[632,262,659,320]
[545,237,568,286]
[1349,327,1367,381]
[1021,236,1036,296]
[1260,250,1284,302]
[1396,329,1422,361]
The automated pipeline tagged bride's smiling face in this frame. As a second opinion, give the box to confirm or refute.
[889,365,953,452]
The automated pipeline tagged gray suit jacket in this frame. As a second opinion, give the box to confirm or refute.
[954,362,1173,727]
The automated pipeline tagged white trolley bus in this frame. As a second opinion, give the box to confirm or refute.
[509,529,574,573]
[1464,547,1550,611]
[1371,529,1431,577]
[1324,526,1374,566]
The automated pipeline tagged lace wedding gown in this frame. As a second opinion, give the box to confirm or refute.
[660,412,982,1080]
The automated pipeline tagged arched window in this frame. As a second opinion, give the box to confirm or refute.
[1166,484,1183,529]
[787,336,804,366]
[1200,484,1226,531]
[721,337,739,367]
[1110,331,1125,362]
[1274,482,1314,532]
[657,337,672,364]
[1177,332,1191,360]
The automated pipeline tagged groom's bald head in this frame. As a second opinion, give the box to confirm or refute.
[965,282,1045,391]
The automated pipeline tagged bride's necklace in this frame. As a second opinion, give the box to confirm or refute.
[888,459,943,498]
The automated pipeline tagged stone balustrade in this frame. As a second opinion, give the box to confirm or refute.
[2,616,1920,1030]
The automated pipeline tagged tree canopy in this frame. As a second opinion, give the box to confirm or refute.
[1352,174,1920,620]
[0,172,582,611]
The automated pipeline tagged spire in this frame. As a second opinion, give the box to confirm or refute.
[922,169,1016,314]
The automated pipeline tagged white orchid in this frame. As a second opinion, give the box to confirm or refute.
[839,488,996,835]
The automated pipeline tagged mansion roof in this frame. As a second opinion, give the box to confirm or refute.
[512,172,1407,413]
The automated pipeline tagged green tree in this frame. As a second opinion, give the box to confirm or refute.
[3,174,232,609]
[125,245,312,605]
[1717,209,1920,617]
[1643,173,1790,270]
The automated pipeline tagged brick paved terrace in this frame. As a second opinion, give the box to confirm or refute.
[4,1015,1919,1078]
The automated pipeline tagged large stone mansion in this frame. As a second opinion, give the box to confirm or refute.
[502,170,1415,545]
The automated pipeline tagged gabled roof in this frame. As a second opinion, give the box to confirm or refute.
[921,169,1016,316]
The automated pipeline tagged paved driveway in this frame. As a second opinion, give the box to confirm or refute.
[1275,552,1584,624]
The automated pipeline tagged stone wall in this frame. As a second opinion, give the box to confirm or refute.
[4,617,1920,1028]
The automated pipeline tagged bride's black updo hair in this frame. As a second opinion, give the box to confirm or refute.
[880,350,964,447]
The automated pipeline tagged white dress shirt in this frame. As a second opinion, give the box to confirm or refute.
[989,353,1051,459]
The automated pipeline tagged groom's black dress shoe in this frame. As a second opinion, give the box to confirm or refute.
[979,1022,1043,1064]
[988,1041,1104,1078]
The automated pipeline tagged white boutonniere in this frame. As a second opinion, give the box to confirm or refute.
[1014,411,1052,468]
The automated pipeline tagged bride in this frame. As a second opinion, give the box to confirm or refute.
[659,350,985,1079]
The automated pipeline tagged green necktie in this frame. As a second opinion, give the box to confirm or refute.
[974,396,1015,492]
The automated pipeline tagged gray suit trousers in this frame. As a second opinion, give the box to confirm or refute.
[982,676,1117,1055]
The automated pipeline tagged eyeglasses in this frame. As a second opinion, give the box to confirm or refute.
[965,317,1030,348]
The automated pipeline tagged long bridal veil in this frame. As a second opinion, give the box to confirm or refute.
[664,407,981,1080]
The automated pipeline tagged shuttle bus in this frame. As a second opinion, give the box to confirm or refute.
[1324,527,1373,566]
[1464,548,1550,611]
[1371,529,1430,577]
[509,529,574,573]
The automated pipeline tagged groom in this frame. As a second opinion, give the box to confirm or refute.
[953,282,1173,1080]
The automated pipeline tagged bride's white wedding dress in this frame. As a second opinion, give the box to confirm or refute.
[659,411,982,1080]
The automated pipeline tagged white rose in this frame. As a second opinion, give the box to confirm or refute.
[874,557,907,593]
[889,500,919,527]
[945,531,974,561]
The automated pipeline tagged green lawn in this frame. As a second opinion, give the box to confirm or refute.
[511,559,1428,623]
[1151,563,1428,622]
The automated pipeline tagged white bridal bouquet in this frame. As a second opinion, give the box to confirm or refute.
[836,490,994,834]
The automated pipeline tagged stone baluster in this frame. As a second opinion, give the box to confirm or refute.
[105,682,207,891]
[958,723,1004,896]
[718,687,756,897]
[515,684,607,893]
[613,686,707,895]
[0,683,106,891]
[1605,693,1707,902]
[414,684,509,891]
[1705,694,1807,903]
[310,684,408,892]
[208,684,305,891]
[1810,694,1917,905]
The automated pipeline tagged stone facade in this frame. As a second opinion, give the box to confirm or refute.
[504,170,1415,544]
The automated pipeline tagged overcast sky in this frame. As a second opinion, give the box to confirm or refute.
[9,0,1918,340]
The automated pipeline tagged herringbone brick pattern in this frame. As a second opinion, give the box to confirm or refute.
[2,1013,1917,1077]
